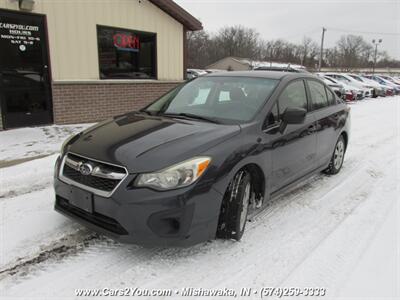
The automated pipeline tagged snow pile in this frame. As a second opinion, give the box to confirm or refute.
[0,124,91,162]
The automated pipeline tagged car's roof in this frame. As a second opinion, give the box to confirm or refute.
[205,70,315,80]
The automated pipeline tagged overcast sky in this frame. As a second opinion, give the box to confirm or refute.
[175,0,400,59]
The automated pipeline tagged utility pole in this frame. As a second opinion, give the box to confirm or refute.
[372,39,382,74]
[318,27,326,72]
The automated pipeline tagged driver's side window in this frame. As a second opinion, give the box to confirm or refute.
[278,80,308,114]
[265,80,308,128]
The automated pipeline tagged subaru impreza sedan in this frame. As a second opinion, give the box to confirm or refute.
[54,71,350,247]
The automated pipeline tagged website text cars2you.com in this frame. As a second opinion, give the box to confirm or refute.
[74,286,327,297]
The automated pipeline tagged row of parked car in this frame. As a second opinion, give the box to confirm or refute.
[316,73,400,101]
[187,68,400,102]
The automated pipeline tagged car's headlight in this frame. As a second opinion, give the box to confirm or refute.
[135,157,211,190]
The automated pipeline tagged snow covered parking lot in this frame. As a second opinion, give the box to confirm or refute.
[0,97,399,299]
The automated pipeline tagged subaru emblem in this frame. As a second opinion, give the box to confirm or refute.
[79,162,93,176]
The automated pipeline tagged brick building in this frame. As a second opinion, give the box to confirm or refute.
[0,0,202,129]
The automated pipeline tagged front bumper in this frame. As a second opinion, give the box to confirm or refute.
[54,157,223,247]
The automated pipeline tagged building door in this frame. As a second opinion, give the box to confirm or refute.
[0,9,52,129]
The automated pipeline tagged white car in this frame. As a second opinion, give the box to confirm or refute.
[347,74,385,97]
[364,75,400,95]
[378,75,400,85]
[186,69,208,80]
[324,73,374,98]
[315,74,345,99]
[318,74,360,101]
[205,69,223,74]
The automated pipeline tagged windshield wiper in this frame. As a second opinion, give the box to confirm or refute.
[138,109,156,116]
[161,112,220,124]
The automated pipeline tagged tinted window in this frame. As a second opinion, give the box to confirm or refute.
[309,80,329,110]
[145,77,279,123]
[326,87,336,105]
[337,76,351,83]
[278,80,308,114]
[324,77,337,84]
[97,25,156,79]
[350,75,363,82]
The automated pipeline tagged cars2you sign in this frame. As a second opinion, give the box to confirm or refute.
[113,33,140,52]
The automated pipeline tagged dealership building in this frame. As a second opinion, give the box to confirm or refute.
[0,0,202,129]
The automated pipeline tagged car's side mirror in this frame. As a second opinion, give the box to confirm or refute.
[279,107,307,133]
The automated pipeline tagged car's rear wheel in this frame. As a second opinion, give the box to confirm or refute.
[217,171,251,241]
[324,135,346,175]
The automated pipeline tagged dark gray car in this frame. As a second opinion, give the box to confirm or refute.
[54,71,350,247]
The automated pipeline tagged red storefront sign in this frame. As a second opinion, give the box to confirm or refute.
[113,33,140,51]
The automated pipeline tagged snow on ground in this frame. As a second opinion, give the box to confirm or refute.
[0,124,91,163]
[0,97,399,299]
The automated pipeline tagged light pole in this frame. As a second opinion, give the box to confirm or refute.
[372,39,382,74]
[318,27,327,72]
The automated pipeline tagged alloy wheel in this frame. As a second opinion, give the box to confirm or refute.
[334,140,345,169]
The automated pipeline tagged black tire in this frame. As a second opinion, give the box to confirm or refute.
[324,135,346,175]
[217,171,252,241]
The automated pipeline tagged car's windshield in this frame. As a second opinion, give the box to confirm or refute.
[324,76,337,84]
[350,75,363,82]
[144,76,279,123]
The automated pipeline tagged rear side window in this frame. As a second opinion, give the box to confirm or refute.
[326,88,336,105]
[278,80,308,114]
[308,80,329,110]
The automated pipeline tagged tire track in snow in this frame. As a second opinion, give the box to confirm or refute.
[192,161,387,293]
[0,187,92,268]
[279,152,398,296]
[0,231,99,279]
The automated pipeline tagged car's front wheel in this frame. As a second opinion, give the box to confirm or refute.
[217,171,251,241]
[324,135,346,175]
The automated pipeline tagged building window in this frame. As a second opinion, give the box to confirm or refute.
[97,25,156,80]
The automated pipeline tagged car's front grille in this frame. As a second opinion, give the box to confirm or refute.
[63,164,119,191]
[60,153,127,197]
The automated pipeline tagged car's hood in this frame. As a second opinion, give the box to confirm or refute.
[67,113,240,173]
[361,83,374,89]
[343,83,361,92]
[328,83,342,89]
[364,80,381,88]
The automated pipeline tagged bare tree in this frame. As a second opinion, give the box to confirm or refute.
[186,26,399,70]
[187,30,211,68]
[298,37,319,66]
[212,25,261,60]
